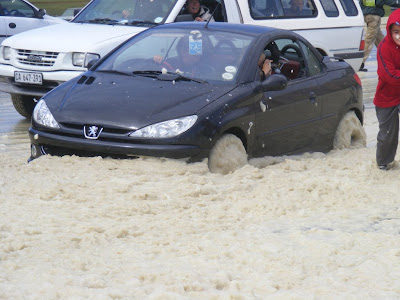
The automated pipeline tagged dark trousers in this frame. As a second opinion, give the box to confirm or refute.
[375,104,400,166]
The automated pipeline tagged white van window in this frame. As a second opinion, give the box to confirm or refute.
[0,0,36,17]
[338,0,358,16]
[249,0,317,19]
[320,0,339,17]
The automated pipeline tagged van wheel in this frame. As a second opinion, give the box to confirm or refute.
[11,94,36,119]
[208,134,247,174]
[333,111,366,149]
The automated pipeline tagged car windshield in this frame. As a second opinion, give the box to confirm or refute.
[73,0,177,25]
[96,27,255,84]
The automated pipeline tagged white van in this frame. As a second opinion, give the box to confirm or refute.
[0,0,364,118]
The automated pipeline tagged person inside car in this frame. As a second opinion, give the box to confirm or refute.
[184,0,215,22]
[153,36,211,76]
[122,0,166,20]
[286,0,305,15]
[258,52,273,80]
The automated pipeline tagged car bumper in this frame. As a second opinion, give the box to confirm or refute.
[0,64,83,97]
[28,128,208,161]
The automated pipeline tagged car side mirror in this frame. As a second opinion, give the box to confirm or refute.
[87,59,99,70]
[262,74,288,91]
[36,8,46,18]
[175,14,194,22]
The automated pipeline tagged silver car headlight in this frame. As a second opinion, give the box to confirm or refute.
[72,52,100,67]
[2,46,11,60]
[33,99,60,129]
[129,115,198,138]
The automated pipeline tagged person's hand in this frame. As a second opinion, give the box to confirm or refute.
[194,17,205,21]
[122,9,131,18]
[262,59,273,76]
[153,55,164,64]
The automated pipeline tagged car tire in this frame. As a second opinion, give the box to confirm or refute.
[333,110,366,149]
[208,133,247,174]
[11,94,36,119]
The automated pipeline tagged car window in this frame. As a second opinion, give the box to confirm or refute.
[97,27,255,83]
[338,0,358,16]
[73,0,177,24]
[319,0,339,17]
[261,38,308,80]
[0,0,36,18]
[248,0,318,18]
[298,40,323,76]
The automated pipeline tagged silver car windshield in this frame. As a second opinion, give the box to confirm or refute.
[97,28,255,84]
[73,0,178,25]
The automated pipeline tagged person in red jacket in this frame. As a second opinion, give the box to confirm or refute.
[374,8,400,170]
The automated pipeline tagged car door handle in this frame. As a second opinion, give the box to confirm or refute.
[9,23,16,29]
[309,91,316,103]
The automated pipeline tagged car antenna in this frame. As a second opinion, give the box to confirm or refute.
[204,2,221,28]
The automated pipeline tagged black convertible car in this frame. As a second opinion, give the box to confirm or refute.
[29,22,366,173]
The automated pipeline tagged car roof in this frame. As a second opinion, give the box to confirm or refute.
[155,21,286,36]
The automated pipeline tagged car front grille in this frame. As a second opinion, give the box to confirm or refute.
[16,49,59,67]
[58,122,134,142]
[41,145,139,159]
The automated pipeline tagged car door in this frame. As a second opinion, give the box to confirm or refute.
[0,15,5,42]
[254,37,323,156]
[1,0,47,40]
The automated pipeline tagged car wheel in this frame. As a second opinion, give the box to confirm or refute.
[11,94,36,119]
[333,111,366,149]
[208,134,247,174]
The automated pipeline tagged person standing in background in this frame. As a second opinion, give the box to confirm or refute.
[359,0,400,72]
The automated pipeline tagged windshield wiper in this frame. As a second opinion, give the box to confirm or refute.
[132,70,162,78]
[87,18,119,24]
[97,69,132,76]
[133,70,207,83]
[172,73,207,84]
[126,20,159,27]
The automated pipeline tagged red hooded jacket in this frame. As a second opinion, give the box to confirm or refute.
[374,8,400,108]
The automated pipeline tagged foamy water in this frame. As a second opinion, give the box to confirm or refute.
[1,107,400,298]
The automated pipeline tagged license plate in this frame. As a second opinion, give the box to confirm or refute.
[14,71,43,85]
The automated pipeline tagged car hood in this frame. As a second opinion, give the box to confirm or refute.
[46,72,236,130]
[2,23,144,53]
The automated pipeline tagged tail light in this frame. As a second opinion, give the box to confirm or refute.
[354,73,362,86]
[359,39,365,51]
[359,29,365,51]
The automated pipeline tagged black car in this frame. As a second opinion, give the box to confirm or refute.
[29,22,366,174]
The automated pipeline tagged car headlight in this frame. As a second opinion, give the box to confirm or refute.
[129,115,198,138]
[2,46,11,60]
[33,99,60,129]
[72,52,100,67]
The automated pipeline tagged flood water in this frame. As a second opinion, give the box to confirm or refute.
[2,48,400,299]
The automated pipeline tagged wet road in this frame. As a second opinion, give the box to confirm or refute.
[0,92,31,157]
[0,48,379,159]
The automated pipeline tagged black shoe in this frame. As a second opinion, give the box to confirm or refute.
[379,164,388,170]
[359,63,367,72]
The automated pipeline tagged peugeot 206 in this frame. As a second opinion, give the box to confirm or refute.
[28,22,366,174]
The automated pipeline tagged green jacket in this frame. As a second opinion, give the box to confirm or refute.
[359,0,400,17]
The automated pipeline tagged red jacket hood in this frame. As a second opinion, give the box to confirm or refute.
[386,8,400,45]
